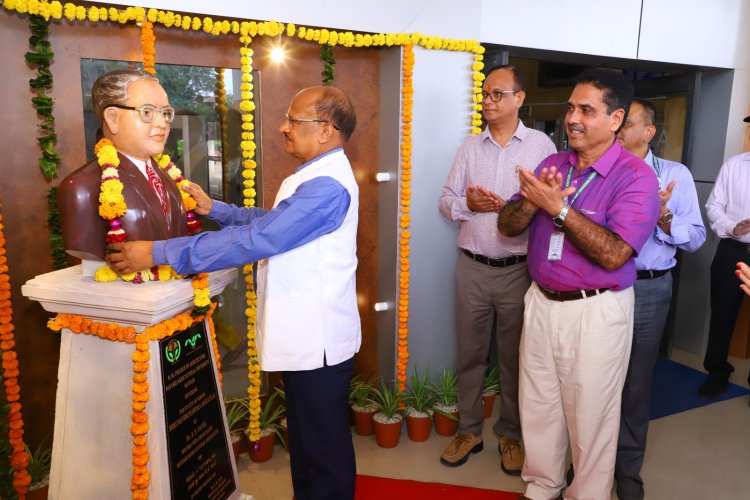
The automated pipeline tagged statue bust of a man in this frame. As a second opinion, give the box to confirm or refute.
[58,69,189,262]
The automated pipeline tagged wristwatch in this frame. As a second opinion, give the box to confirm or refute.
[659,210,673,225]
[552,204,571,228]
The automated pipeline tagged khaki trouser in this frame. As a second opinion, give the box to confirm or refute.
[520,283,634,500]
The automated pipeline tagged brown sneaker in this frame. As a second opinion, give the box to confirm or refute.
[439,432,483,467]
[498,436,524,476]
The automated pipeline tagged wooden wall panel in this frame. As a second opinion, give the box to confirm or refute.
[0,11,380,445]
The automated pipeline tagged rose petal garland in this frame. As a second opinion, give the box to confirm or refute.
[140,20,155,75]
[47,303,217,500]
[396,43,415,394]
[238,32,262,445]
[0,212,31,498]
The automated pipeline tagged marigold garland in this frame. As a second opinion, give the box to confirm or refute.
[238,33,262,445]
[47,303,218,500]
[396,44,414,394]
[0,212,31,498]
[215,67,230,199]
[93,138,201,284]
[0,0,490,461]
[140,20,155,75]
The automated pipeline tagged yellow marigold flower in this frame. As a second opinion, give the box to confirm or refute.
[181,16,191,30]
[146,8,157,22]
[94,266,118,282]
[202,17,213,33]
[286,23,296,37]
[191,17,201,31]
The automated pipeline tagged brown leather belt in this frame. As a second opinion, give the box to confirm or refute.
[462,249,527,268]
[539,287,609,302]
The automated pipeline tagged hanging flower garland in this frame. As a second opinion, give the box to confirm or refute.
[48,303,217,500]
[237,31,262,445]
[140,20,155,75]
[471,49,486,134]
[396,43,415,394]
[214,68,230,199]
[92,138,202,284]
[0,211,31,498]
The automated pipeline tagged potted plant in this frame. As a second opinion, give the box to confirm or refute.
[26,441,52,500]
[431,367,459,436]
[249,390,285,463]
[349,377,378,436]
[224,396,250,461]
[371,380,404,448]
[482,366,501,419]
[404,366,435,442]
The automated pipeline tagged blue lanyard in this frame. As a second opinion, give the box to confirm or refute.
[563,166,598,207]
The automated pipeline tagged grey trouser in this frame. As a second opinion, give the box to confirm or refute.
[455,251,530,440]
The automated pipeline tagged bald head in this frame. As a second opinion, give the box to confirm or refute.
[297,86,357,141]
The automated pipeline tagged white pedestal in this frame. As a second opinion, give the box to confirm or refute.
[23,266,242,500]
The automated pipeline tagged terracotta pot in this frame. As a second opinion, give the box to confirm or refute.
[26,481,49,500]
[482,393,496,419]
[433,410,459,436]
[373,417,403,448]
[406,414,432,442]
[351,406,377,436]
[249,433,276,462]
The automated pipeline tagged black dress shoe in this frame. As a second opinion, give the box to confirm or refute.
[616,476,644,500]
[697,377,729,399]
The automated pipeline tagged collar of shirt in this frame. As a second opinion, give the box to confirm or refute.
[295,147,343,173]
[122,152,149,178]
[480,118,529,148]
[644,149,655,169]
[567,139,622,178]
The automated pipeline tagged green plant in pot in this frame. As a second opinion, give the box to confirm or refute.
[482,366,501,419]
[26,440,52,498]
[349,377,378,436]
[224,396,250,461]
[371,380,404,448]
[405,365,435,442]
[431,367,459,436]
[249,391,285,462]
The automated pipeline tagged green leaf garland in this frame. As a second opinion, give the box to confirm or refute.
[26,15,60,181]
[321,44,335,86]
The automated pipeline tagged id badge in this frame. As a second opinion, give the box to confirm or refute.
[548,232,564,261]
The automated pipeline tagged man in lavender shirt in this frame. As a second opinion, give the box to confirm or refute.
[438,65,555,474]
[498,70,660,500]
[615,98,705,500]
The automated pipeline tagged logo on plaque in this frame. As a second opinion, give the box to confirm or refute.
[165,338,181,363]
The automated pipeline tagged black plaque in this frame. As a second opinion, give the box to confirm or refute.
[160,321,236,500]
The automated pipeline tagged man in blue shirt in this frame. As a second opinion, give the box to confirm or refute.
[614,97,705,500]
[108,86,361,500]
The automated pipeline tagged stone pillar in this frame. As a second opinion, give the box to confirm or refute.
[23,266,242,500]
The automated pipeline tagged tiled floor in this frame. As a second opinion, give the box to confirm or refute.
[236,350,750,499]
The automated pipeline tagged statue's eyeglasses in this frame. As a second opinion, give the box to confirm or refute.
[107,103,176,123]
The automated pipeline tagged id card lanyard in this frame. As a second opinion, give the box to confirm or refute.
[548,165,598,261]
[652,156,662,189]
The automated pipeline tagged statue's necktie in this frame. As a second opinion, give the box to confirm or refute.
[145,161,169,219]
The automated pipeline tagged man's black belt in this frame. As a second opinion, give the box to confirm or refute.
[637,269,670,280]
[539,287,609,302]
[462,249,527,268]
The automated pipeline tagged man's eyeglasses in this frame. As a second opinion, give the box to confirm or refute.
[481,90,519,103]
[285,113,339,130]
[107,104,176,123]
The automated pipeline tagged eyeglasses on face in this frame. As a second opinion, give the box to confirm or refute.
[284,113,339,130]
[481,90,519,103]
[107,103,176,123]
